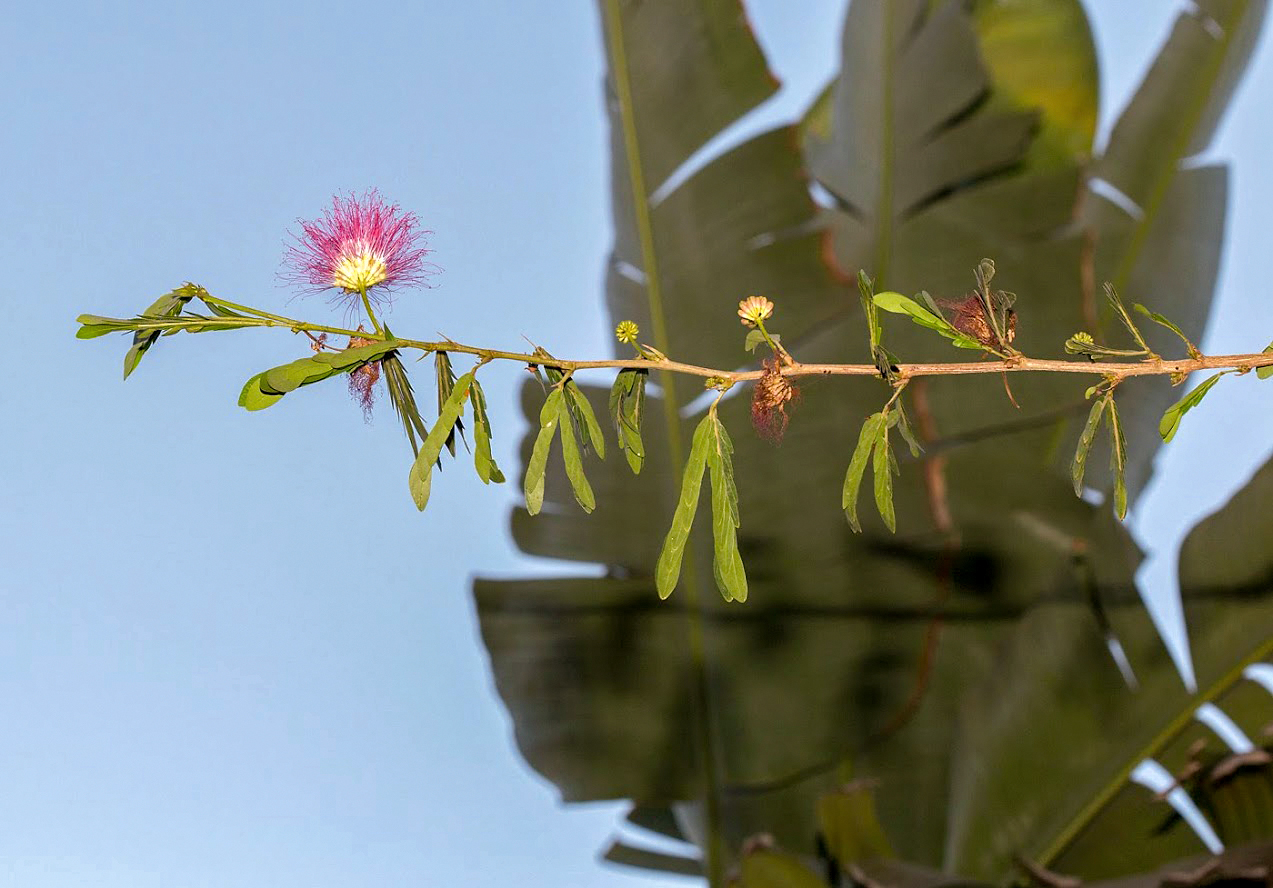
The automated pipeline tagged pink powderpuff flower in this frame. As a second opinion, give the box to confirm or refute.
[282,190,436,312]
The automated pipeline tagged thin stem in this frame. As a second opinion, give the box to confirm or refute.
[754,318,795,366]
[883,378,910,412]
[302,330,332,349]
[96,306,1273,383]
[198,295,301,324]
[359,286,383,336]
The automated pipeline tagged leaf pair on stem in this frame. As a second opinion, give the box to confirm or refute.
[408,370,506,511]
[524,378,606,515]
[842,401,921,534]
[1072,388,1129,520]
[654,403,747,603]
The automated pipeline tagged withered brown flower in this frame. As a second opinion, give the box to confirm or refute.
[751,357,799,443]
[347,334,381,421]
[941,292,1017,349]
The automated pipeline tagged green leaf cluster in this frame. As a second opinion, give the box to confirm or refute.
[609,368,647,474]
[525,381,605,516]
[1134,303,1200,358]
[408,371,475,511]
[1071,391,1128,519]
[842,404,917,534]
[872,291,984,352]
[655,410,747,602]
[75,284,205,378]
[858,271,899,382]
[381,350,429,456]
[1065,294,1199,363]
[1158,371,1229,443]
[237,339,403,412]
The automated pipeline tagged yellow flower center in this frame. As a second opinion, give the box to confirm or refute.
[332,241,388,291]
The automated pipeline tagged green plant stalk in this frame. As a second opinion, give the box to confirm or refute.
[753,318,784,359]
[873,2,897,283]
[600,0,725,882]
[1036,632,1273,867]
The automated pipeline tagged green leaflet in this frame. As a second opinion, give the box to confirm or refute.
[655,415,713,600]
[1134,303,1200,358]
[238,372,283,411]
[435,351,465,458]
[609,368,647,474]
[200,298,246,319]
[743,329,782,353]
[1108,398,1128,520]
[473,418,504,484]
[565,380,606,460]
[1067,381,1129,521]
[1064,335,1148,359]
[381,351,429,457]
[895,404,922,458]
[1071,395,1107,496]
[1260,341,1273,380]
[872,420,897,534]
[857,270,881,352]
[524,388,564,516]
[918,290,944,320]
[263,356,340,394]
[122,284,200,379]
[707,416,746,603]
[558,392,596,513]
[407,371,475,512]
[1105,284,1153,356]
[1159,371,1229,443]
[75,315,121,339]
[872,291,983,350]
[843,413,886,533]
[469,378,505,485]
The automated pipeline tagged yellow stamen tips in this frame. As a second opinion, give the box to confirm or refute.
[615,320,640,345]
[331,241,388,292]
[738,295,774,327]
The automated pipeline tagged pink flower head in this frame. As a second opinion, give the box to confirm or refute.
[282,190,436,310]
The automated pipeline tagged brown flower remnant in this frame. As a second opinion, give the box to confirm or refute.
[347,334,381,422]
[942,293,1017,348]
[751,357,799,443]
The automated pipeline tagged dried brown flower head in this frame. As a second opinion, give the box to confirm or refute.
[941,293,1017,348]
[347,334,381,421]
[751,357,799,443]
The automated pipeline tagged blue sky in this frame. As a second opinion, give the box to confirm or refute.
[1,2,1270,885]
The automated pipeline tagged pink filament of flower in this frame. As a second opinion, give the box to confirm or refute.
[283,190,435,304]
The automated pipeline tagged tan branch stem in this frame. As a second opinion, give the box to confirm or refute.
[377,339,1273,383]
